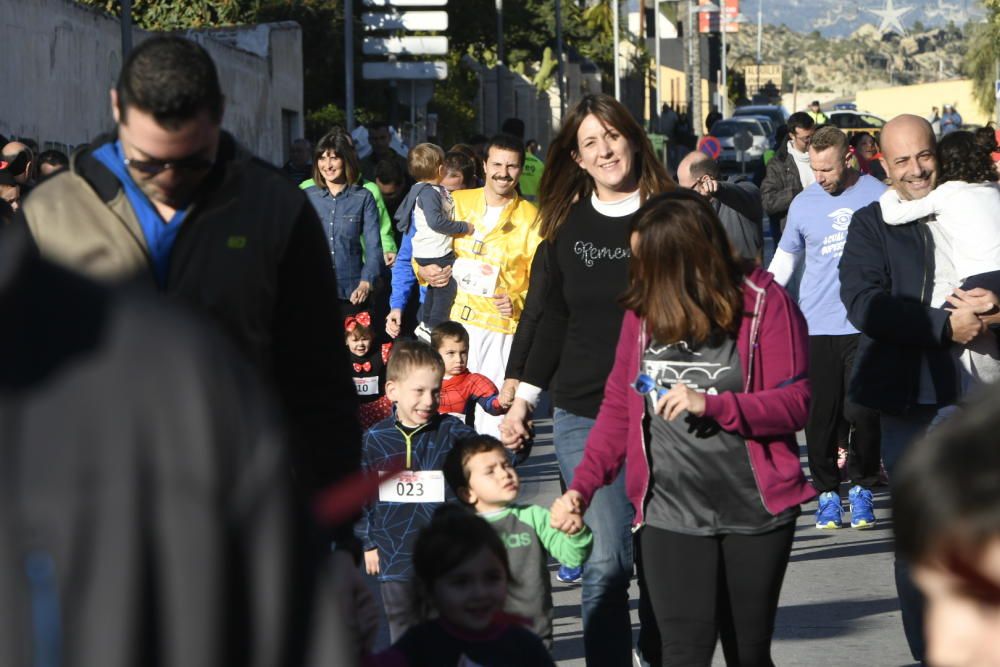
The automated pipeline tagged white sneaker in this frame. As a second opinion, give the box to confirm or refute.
[414,322,432,343]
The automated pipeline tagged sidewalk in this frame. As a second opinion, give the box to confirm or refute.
[519,418,917,667]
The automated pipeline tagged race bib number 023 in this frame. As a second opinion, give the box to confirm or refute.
[378,470,445,503]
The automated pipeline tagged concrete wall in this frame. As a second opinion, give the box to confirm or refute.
[855,79,990,127]
[0,0,303,165]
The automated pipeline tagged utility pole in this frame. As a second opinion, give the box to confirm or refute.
[121,0,133,58]
[496,0,504,130]
[556,0,566,120]
[345,0,355,131]
[613,0,621,100]
[756,0,762,99]
[655,0,662,126]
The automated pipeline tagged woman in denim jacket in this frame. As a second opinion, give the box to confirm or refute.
[305,130,383,317]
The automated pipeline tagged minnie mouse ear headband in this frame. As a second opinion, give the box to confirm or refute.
[345,312,372,332]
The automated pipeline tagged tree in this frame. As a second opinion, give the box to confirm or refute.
[76,0,249,30]
[963,0,999,117]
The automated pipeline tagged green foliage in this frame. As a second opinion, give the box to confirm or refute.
[75,0,249,30]
[430,52,480,148]
[962,10,999,117]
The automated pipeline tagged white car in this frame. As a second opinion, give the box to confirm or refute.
[709,118,769,168]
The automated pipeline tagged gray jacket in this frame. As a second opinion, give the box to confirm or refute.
[761,143,804,233]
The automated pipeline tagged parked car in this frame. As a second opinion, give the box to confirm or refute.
[742,115,777,148]
[828,110,886,138]
[733,105,790,131]
[710,118,769,170]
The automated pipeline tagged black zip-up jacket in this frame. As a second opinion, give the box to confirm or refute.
[19,132,361,509]
[838,201,958,413]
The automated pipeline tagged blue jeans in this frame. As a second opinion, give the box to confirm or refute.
[881,406,941,663]
[554,408,636,666]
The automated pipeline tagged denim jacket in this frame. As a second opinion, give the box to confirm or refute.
[305,183,383,299]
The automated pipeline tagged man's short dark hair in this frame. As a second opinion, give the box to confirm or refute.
[38,150,69,169]
[374,158,406,186]
[688,154,720,181]
[368,120,390,133]
[786,112,815,136]
[500,117,526,139]
[483,134,525,168]
[443,151,476,187]
[116,36,224,129]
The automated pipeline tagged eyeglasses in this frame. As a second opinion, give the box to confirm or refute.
[124,154,215,176]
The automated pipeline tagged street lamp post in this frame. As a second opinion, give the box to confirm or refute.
[720,11,748,118]
[689,1,720,136]
[613,0,621,100]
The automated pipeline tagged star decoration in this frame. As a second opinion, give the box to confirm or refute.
[867,0,913,35]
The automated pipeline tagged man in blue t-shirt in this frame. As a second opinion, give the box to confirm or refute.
[768,126,886,531]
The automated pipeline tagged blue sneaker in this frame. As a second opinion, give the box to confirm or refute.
[557,564,582,584]
[815,491,843,529]
[848,485,876,529]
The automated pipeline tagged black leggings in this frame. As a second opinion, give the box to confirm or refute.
[640,522,795,667]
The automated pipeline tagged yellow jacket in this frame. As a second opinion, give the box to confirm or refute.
[447,188,541,334]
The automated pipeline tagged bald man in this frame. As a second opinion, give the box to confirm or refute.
[677,151,763,263]
[839,114,1000,662]
[2,141,36,201]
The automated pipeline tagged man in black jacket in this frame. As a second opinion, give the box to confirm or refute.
[18,36,359,507]
[839,113,998,662]
[678,150,764,264]
[761,112,815,241]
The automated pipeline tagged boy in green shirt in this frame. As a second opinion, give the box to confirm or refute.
[443,435,593,647]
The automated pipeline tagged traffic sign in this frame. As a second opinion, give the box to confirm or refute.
[733,130,753,152]
[362,11,448,31]
[698,135,722,160]
[362,61,448,80]
[363,36,449,56]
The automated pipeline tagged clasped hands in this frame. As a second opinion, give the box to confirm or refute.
[550,489,587,535]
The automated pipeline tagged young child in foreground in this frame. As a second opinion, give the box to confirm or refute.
[432,321,510,425]
[393,143,475,335]
[346,312,394,429]
[893,384,1000,667]
[443,435,593,648]
[879,130,1000,385]
[358,341,477,642]
[369,505,555,667]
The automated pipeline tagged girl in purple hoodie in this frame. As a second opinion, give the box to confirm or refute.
[552,190,815,666]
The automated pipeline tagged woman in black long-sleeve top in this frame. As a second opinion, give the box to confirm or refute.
[500,94,675,666]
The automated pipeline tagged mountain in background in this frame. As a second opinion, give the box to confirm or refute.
[753,0,984,36]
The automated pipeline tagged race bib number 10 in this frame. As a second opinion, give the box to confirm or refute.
[378,470,446,503]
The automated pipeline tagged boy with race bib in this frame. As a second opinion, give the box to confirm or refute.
[358,340,477,642]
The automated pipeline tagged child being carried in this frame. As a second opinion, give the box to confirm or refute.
[879,130,1000,386]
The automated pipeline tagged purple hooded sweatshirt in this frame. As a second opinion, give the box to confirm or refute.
[569,267,816,527]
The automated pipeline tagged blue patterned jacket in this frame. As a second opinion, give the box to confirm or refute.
[357,412,476,582]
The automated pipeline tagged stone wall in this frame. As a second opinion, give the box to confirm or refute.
[0,0,303,165]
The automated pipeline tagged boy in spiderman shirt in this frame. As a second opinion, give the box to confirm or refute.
[431,322,511,427]
[345,312,394,429]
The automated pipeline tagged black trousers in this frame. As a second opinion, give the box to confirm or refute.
[640,523,795,667]
[805,334,882,493]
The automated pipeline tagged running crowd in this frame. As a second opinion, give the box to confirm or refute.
[4,34,1000,667]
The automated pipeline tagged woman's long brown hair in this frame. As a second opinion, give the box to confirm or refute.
[312,129,360,189]
[537,94,675,241]
[620,190,746,345]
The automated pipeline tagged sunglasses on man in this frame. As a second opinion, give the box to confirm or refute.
[124,154,214,176]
